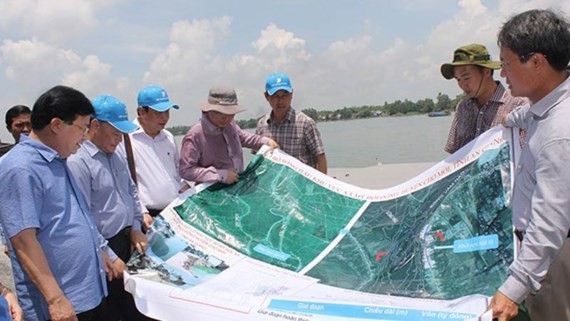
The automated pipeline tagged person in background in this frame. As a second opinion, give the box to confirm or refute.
[67,95,150,321]
[0,85,110,321]
[256,73,327,174]
[127,85,189,219]
[5,105,31,144]
[441,44,527,153]
[179,85,278,185]
[489,9,570,321]
[0,105,31,158]
[0,282,22,321]
[1,105,32,252]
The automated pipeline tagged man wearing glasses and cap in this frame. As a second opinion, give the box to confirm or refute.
[441,44,526,153]
[67,95,150,321]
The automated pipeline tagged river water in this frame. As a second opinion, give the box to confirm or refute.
[174,114,453,168]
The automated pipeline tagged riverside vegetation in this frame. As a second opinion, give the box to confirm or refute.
[168,92,463,136]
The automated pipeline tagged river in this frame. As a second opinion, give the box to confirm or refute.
[174,114,453,168]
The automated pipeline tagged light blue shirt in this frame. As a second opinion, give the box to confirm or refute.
[0,135,107,321]
[67,140,143,243]
[0,154,5,246]
[502,74,570,303]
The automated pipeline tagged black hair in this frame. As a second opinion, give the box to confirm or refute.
[498,9,570,71]
[136,106,150,116]
[5,105,31,128]
[31,85,94,130]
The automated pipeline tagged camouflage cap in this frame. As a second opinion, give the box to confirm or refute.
[440,44,501,79]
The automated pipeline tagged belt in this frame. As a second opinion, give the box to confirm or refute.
[109,226,132,241]
[515,229,570,242]
[147,208,163,217]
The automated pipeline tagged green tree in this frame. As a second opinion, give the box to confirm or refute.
[417,98,435,113]
[435,93,452,111]
[302,108,318,121]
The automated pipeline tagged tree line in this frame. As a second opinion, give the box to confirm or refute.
[168,92,464,135]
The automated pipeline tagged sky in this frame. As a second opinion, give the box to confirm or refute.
[0,0,569,142]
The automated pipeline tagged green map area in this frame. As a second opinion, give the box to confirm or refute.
[307,144,513,299]
[174,143,514,299]
[174,155,365,271]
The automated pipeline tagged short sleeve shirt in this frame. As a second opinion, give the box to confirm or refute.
[0,136,107,321]
[256,108,325,167]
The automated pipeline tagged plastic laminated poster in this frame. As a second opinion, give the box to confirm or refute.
[125,126,519,321]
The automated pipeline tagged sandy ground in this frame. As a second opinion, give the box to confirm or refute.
[0,162,436,296]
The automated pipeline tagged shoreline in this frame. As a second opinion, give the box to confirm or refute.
[328,162,436,190]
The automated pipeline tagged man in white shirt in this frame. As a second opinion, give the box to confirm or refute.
[128,85,189,220]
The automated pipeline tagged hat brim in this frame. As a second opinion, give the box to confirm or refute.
[200,102,246,115]
[108,120,139,134]
[148,101,179,112]
[441,61,502,80]
[267,86,293,96]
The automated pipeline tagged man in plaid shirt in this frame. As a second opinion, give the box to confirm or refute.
[256,73,327,174]
[441,44,527,153]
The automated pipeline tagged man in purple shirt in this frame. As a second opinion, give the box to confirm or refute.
[179,86,277,185]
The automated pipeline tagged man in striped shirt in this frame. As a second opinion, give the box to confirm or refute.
[256,73,327,174]
[441,44,527,153]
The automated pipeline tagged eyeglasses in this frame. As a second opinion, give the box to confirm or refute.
[500,52,540,69]
[69,122,90,134]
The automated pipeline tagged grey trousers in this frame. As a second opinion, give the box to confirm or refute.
[526,238,570,321]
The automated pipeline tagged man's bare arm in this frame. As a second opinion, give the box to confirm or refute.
[11,228,77,321]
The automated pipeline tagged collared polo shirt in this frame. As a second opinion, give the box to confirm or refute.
[0,135,107,321]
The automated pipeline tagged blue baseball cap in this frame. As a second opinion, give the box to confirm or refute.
[265,73,293,95]
[92,95,139,133]
[137,85,179,112]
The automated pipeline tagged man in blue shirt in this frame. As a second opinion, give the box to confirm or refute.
[0,85,109,321]
[68,95,149,321]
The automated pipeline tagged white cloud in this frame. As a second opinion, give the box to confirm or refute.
[1,0,570,141]
[1,38,129,102]
[0,0,122,43]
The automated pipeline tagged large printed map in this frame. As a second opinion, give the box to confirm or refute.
[174,156,366,272]
[126,127,516,321]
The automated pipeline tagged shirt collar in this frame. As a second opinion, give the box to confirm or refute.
[201,114,224,135]
[20,134,60,163]
[268,107,295,124]
[82,139,104,158]
[530,73,570,118]
[131,118,167,141]
[468,81,506,105]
